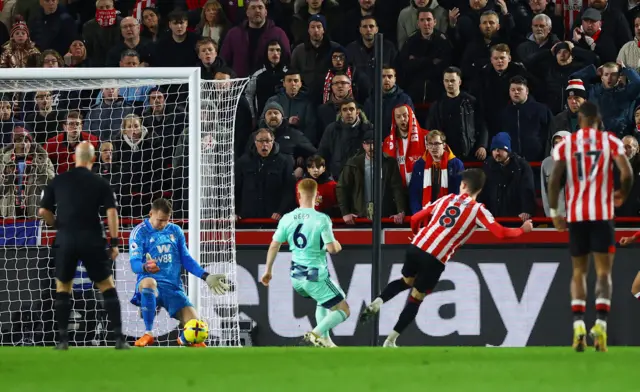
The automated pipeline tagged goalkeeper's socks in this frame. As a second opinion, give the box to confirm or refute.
[392,295,423,335]
[315,306,330,339]
[379,279,411,302]
[54,291,72,341]
[102,288,123,338]
[312,309,348,337]
[140,288,157,333]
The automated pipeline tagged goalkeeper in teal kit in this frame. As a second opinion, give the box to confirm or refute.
[129,199,229,347]
[261,179,350,347]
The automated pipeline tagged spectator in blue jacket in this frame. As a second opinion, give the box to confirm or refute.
[500,75,554,161]
[570,62,640,138]
[408,130,464,214]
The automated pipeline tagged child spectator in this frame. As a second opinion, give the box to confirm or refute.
[296,155,338,215]
[0,16,40,68]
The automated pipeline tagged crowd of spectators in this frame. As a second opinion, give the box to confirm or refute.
[2,0,640,225]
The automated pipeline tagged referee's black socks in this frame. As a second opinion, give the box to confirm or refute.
[55,292,72,341]
[102,288,123,338]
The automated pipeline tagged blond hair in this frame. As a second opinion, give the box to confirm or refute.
[427,130,446,142]
[121,113,141,134]
[297,178,318,197]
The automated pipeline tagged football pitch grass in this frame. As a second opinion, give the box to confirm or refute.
[0,347,637,392]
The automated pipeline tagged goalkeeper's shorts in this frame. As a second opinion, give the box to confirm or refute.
[291,276,345,309]
[131,281,193,319]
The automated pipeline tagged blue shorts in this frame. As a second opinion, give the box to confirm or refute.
[130,281,193,319]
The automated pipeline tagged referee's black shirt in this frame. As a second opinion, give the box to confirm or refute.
[40,167,117,235]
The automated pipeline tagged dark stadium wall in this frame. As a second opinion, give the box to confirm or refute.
[234,247,640,347]
[3,246,640,346]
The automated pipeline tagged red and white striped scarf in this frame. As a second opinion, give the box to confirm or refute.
[422,148,455,206]
[322,67,353,103]
[382,105,427,186]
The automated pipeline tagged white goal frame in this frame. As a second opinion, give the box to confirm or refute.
[0,67,205,317]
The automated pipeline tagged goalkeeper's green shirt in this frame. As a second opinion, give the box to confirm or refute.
[273,208,336,280]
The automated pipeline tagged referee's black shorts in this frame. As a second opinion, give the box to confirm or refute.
[54,232,113,283]
[401,244,446,294]
[568,220,616,257]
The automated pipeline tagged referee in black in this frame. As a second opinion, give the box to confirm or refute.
[39,141,129,350]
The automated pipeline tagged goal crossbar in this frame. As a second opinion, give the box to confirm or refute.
[0,67,205,334]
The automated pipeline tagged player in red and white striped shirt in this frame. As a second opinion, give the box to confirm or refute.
[359,169,532,347]
[548,101,633,352]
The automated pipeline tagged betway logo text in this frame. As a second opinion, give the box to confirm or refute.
[237,253,559,347]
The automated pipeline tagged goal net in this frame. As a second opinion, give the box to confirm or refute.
[0,68,248,347]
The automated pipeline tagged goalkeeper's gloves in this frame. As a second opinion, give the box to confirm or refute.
[202,273,230,295]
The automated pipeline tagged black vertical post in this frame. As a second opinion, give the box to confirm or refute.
[371,33,384,347]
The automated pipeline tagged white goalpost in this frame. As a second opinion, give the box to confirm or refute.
[0,67,248,347]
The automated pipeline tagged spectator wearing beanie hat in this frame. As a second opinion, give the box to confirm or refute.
[249,100,316,178]
[0,16,39,68]
[291,14,341,104]
[0,126,54,218]
[552,79,590,134]
[479,132,536,219]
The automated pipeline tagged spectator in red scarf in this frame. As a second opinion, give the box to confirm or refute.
[382,104,428,188]
[82,0,122,66]
[408,130,464,214]
[321,46,370,104]
[0,127,54,218]
[572,8,620,63]
[295,155,339,215]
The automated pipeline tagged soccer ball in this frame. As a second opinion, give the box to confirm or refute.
[183,319,209,344]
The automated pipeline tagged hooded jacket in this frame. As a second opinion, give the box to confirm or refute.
[245,39,290,117]
[541,130,571,217]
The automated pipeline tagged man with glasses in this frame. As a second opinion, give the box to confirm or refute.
[44,110,99,174]
[408,130,464,214]
[321,48,370,104]
[235,128,295,220]
[105,16,153,67]
[317,73,355,134]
